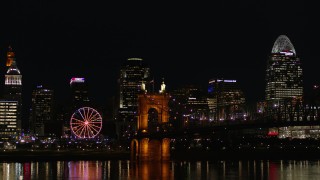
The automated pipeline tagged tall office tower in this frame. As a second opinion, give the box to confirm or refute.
[0,101,18,140]
[208,78,246,121]
[265,35,303,103]
[4,49,22,133]
[70,77,90,110]
[265,35,305,138]
[6,46,15,67]
[117,58,150,140]
[30,85,54,136]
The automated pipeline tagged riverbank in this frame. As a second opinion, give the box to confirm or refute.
[0,150,130,161]
[2,149,320,161]
[171,149,320,161]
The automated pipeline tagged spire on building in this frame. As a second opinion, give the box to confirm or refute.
[6,45,15,67]
[159,78,166,94]
[141,80,146,92]
[6,58,21,75]
[4,46,23,133]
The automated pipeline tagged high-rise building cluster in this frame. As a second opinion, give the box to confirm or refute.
[116,61,247,138]
[115,35,310,140]
[0,34,314,141]
[0,46,93,141]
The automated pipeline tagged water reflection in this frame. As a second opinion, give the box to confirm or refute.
[67,161,102,179]
[1,160,320,179]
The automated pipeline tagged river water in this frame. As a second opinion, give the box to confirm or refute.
[1,160,320,179]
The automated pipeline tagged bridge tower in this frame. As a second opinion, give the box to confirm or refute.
[131,80,171,161]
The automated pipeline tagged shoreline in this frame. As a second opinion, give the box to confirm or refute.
[171,149,320,161]
[0,150,131,162]
[2,149,320,161]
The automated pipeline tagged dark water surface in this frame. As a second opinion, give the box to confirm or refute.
[1,160,320,179]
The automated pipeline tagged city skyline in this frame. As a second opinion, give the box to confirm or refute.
[2,2,320,178]
[0,1,318,109]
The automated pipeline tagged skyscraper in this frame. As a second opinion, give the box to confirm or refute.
[30,85,54,136]
[265,35,304,138]
[4,47,22,133]
[117,58,150,139]
[265,35,303,103]
[70,77,90,110]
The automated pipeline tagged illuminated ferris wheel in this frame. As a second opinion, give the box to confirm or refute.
[70,107,103,138]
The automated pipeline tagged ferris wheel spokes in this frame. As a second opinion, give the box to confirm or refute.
[70,107,103,139]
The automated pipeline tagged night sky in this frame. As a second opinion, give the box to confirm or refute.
[0,1,319,110]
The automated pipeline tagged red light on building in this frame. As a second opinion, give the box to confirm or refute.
[268,131,278,136]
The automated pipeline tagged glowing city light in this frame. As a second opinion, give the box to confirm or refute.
[70,77,85,85]
[70,107,102,138]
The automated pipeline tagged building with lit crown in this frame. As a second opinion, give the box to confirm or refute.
[265,35,308,138]
[6,46,15,67]
[70,77,90,110]
[4,47,22,133]
[265,35,303,103]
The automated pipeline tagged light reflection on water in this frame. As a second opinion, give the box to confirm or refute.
[1,160,320,179]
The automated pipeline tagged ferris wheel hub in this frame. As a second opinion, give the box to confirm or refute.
[70,107,103,139]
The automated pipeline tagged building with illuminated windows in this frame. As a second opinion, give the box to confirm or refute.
[0,101,18,140]
[70,77,90,110]
[117,58,150,139]
[208,78,246,121]
[184,86,209,126]
[4,47,22,133]
[30,85,54,136]
[265,35,303,103]
[265,35,307,138]
[169,85,209,128]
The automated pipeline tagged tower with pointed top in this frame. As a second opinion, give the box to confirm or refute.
[264,35,304,138]
[265,35,303,102]
[4,47,22,133]
[159,78,166,93]
[6,46,15,67]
